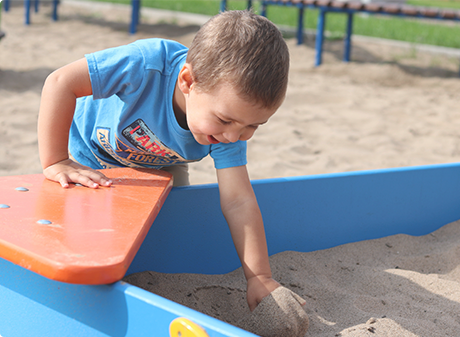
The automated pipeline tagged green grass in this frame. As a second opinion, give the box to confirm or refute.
[89,0,230,16]
[91,0,460,48]
[407,0,460,9]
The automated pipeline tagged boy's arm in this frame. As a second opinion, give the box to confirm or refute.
[216,165,280,311]
[38,58,112,188]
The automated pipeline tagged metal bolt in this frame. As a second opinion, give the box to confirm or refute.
[15,187,29,192]
[37,219,52,225]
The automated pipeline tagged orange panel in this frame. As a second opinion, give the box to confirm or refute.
[0,168,173,285]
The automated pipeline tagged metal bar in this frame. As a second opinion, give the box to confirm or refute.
[220,0,227,12]
[315,7,326,67]
[297,6,305,45]
[343,11,353,62]
[130,0,140,34]
[52,0,58,21]
[0,0,4,41]
[261,1,267,17]
[24,0,31,25]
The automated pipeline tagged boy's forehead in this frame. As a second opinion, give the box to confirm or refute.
[203,82,278,123]
[215,105,275,125]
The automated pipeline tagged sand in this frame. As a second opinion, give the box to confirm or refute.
[1,1,460,336]
[125,219,460,336]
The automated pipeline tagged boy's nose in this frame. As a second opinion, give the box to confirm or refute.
[222,126,245,143]
[223,126,257,143]
[223,131,241,143]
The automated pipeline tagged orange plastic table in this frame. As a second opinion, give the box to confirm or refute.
[0,168,173,285]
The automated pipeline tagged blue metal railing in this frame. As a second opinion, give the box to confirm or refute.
[2,0,59,25]
[257,0,460,74]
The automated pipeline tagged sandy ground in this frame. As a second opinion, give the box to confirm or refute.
[126,219,460,337]
[1,1,460,336]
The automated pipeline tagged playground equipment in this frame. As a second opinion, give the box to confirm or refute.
[1,163,460,336]
[1,0,137,33]
[2,0,59,25]
[0,0,5,41]
[255,0,460,69]
[0,168,173,285]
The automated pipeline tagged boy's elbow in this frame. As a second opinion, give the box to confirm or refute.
[43,70,67,94]
[42,60,92,98]
[43,70,56,87]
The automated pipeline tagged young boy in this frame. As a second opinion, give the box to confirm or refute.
[38,10,292,312]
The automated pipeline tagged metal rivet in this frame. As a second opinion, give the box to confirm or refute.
[15,187,29,192]
[37,219,52,225]
[0,204,10,209]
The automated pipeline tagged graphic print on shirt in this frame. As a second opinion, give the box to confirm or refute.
[95,119,194,168]
[95,128,144,169]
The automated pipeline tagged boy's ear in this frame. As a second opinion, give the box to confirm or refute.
[178,64,194,95]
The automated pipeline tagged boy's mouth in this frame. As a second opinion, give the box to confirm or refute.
[207,135,220,144]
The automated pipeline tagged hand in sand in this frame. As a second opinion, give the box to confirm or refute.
[247,275,281,312]
[43,159,112,189]
[238,286,309,337]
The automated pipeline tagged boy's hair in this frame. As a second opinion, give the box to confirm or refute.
[186,10,289,109]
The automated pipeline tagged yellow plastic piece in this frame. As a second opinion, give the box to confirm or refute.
[169,317,209,337]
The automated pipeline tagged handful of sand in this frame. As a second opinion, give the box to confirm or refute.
[236,286,309,337]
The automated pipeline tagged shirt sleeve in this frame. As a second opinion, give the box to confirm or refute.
[210,140,247,169]
[85,43,145,100]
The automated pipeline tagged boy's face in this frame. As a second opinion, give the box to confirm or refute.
[184,82,276,146]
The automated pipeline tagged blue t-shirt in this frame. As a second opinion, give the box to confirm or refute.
[69,38,247,170]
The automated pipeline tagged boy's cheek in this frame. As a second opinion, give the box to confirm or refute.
[241,129,256,141]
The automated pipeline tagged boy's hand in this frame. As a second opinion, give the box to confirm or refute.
[43,159,112,189]
[246,275,281,312]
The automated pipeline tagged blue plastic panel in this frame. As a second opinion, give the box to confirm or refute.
[129,163,460,275]
[0,257,256,337]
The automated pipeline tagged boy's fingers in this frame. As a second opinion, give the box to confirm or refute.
[287,288,307,306]
[100,179,112,186]
[44,162,112,189]
[73,174,99,189]
[84,170,112,187]
[58,176,70,189]
[97,176,113,186]
[79,169,112,185]
[67,170,111,189]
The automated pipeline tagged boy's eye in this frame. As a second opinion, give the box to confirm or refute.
[218,118,231,125]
